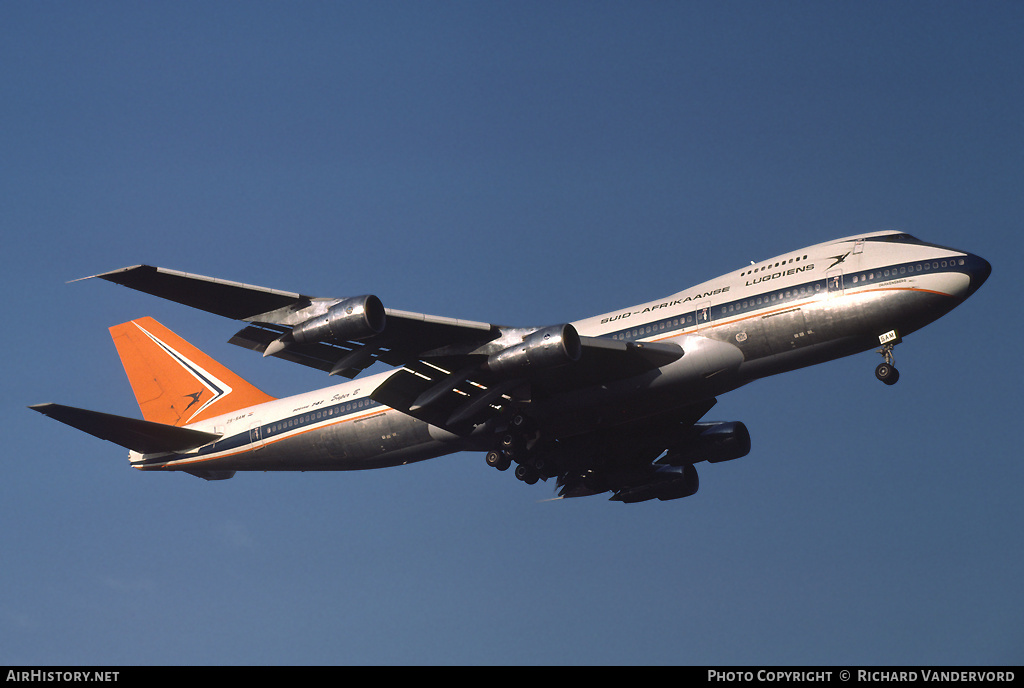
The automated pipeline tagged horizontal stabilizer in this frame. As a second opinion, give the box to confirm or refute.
[28,403,221,454]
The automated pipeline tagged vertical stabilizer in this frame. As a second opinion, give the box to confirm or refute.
[109,317,275,426]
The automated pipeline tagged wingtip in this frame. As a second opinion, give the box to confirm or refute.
[28,403,62,418]
[67,265,149,285]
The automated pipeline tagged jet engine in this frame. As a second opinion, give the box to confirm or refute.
[485,324,582,376]
[611,464,699,503]
[659,421,751,466]
[291,295,387,345]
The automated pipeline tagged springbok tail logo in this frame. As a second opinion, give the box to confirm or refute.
[110,317,275,427]
[132,322,236,423]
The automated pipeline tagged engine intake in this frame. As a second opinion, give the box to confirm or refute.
[485,324,582,377]
[291,295,386,345]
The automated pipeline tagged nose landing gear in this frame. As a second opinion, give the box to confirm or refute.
[875,360,899,385]
[875,330,901,385]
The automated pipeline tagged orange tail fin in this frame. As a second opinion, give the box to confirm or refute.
[109,317,275,427]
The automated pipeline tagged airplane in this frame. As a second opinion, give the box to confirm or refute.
[30,230,990,502]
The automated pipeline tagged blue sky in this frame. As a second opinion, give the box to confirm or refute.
[2,2,1021,666]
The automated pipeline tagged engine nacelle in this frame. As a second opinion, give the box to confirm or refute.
[291,295,386,344]
[485,324,582,377]
[659,421,751,466]
[611,464,699,503]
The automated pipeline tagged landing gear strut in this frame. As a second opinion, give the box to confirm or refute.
[875,330,901,385]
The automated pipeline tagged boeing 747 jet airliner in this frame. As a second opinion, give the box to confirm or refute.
[31,231,990,502]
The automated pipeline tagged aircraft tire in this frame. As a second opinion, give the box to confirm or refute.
[486,450,511,471]
[515,464,539,485]
[875,362,900,385]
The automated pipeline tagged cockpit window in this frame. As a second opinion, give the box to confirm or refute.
[880,233,921,243]
[874,232,965,254]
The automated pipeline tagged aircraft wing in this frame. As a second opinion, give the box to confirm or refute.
[84,265,502,378]
[370,336,683,433]
[226,310,501,378]
[79,264,311,319]
[85,265,686,431]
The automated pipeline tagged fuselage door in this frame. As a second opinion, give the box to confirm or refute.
[249,421,265,451]
[694,301,712,329]
[826,268,844,296]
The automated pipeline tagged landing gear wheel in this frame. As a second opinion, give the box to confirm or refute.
[485,450,512,471]
[875,362,900,385]
[515,463,539,485]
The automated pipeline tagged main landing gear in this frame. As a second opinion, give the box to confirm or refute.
[485,411,545,485]
[875,329,901,386]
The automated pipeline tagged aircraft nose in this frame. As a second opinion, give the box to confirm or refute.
[963,252,991,299]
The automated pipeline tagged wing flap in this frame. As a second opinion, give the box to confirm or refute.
[29,403,221,454]
[370,358,515,433]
